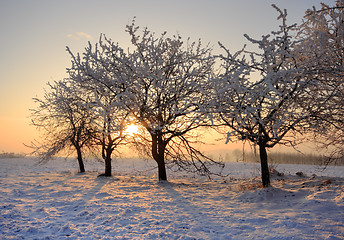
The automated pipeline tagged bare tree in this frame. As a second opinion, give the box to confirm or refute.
[29,80,96,172]
[213,5,320,187]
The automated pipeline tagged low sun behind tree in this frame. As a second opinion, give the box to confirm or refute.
[123,20,223,180]
[66,19,224,181]
[29,2,343,186]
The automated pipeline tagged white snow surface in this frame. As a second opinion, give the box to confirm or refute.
[1,157,343,240]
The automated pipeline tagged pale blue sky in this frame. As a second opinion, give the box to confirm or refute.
[0,0,335,153]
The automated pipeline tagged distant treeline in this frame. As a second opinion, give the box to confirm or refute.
[213,150,344,166]
[0,152,26,158]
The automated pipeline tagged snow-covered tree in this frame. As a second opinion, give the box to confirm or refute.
[298,0,344,164]
[67,20,223,181]
[29,80,96,172]
[123,21,222,181]
[67,41,129,177]
[214,5,319,187]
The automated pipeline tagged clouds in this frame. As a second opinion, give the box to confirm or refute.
[66,32,93,41]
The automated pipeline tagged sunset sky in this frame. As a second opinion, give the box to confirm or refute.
[0,0,335,154]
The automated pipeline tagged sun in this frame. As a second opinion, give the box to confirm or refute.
[125,124,139,136]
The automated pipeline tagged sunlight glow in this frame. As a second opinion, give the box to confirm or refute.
[125,124,139,136]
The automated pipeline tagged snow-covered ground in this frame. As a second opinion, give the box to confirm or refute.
[1,157,343,239]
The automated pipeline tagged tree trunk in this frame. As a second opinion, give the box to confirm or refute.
[71,139,85,173]
[76,147,85,173]
[104,154,112,176]
[157,156,167,181]
[152,134,167,181]
[100,136,113,177]
[98,150,113,177]
[259,143,270,188]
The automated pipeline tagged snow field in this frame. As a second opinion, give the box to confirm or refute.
[0,157,343,239]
